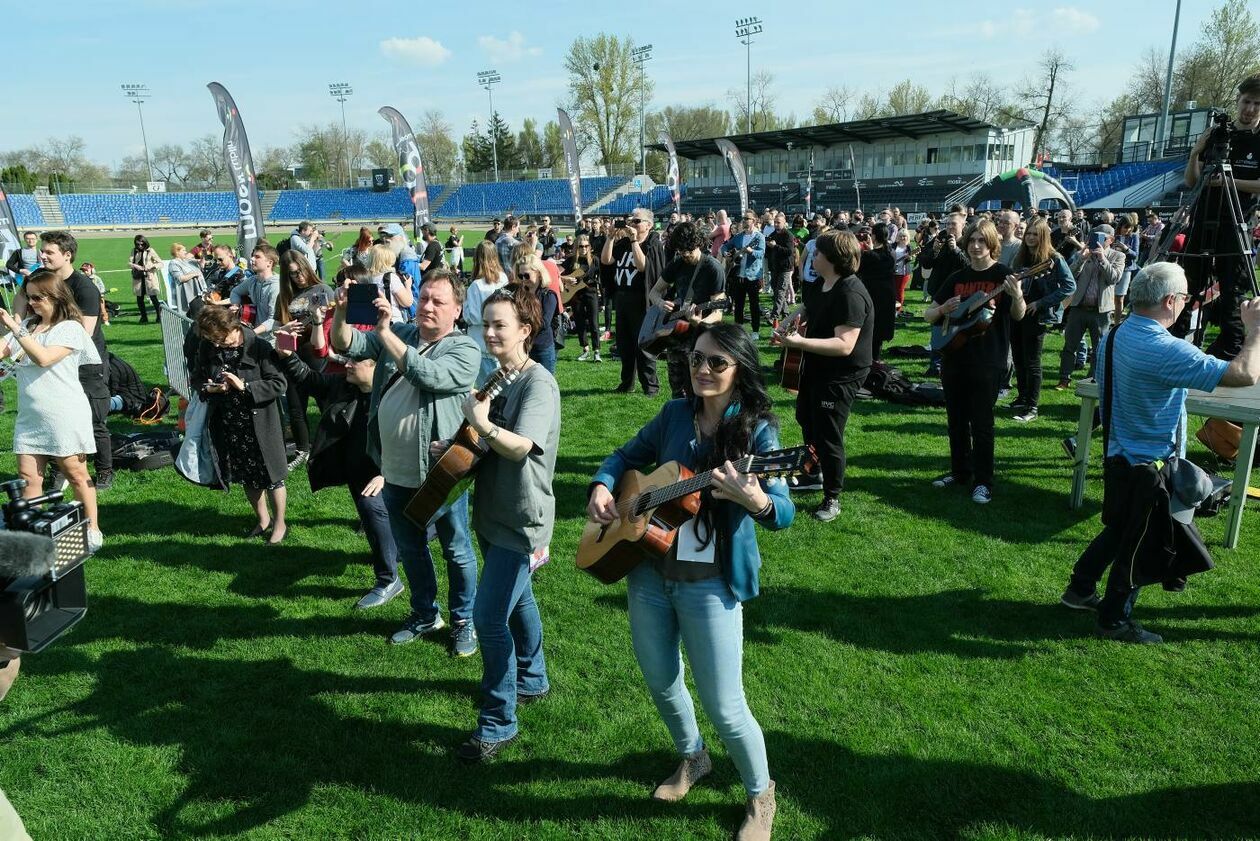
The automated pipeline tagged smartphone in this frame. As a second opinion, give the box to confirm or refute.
[275,332,299,353]
[1089,232,1107,250]
[309,290,330,310]
[346,283,380,326]
[614,219,626,229]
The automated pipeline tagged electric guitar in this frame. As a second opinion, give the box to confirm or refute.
[404,366,520,528]
[928,259,1053,353]
[575,447,809,584]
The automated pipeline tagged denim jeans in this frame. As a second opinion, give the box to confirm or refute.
[626,563,770,796]
[530,342,557,374]
[348,474,398,589]
[381,484,477,624]
[473,539,548,742]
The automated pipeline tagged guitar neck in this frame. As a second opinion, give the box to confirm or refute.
[635,455,753,514]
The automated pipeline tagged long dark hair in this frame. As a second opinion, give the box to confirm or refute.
[277,253,322,323]
[692,323,776,472]
[23,270,84,327]
[133,234,151,253]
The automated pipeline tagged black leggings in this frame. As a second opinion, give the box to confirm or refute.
[575,290,600,350]
[1010,317,1047,408]
[283,372,312,451]
[136,294,160,320]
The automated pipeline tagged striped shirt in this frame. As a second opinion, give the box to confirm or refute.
[1098,315,1229,465]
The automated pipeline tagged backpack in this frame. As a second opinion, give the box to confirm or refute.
[107,353,173,423]
[112,430,182,471]
[864,361,943,406]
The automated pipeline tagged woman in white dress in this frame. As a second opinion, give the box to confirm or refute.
[168,243,208,313]
[0,270,103,551]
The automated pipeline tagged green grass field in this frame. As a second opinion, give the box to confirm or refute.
[1,231,1259,840]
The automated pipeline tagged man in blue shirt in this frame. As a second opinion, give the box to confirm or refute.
[720,212,766,335]
[1061,262,1260,643]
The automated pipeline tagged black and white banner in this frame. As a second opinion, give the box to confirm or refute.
[378,106,430,237]
[207,83,265,257]
[658,131,681,215]
[0,188,20,279]
[557,108,583,223]
[714,139,748,216]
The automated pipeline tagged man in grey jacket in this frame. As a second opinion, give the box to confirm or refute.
[331,267,481,656]
[289,221,318,272]
[1055,224,1125,389]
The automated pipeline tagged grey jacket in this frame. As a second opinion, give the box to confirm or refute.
[344,326,479,484]
[1067,247,1125,313]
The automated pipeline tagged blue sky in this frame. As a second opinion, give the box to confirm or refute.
[7,0,1212,167]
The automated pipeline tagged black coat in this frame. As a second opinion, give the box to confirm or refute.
[857,247,897,343]
[281,355,374,493]
[192,328,289,490]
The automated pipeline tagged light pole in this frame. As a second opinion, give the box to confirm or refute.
[477,70,502,181]
[1153,0,1182,160]
[734,17,762,134]
[631,44,653,177]
[120,83,153,181]
[328,83,353,187]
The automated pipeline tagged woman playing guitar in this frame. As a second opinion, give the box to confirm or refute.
[776,230,874,523]
[446,284,560,763]
[1007,219,1075,422]
[587,323,794,841]
[924,220,1026,504]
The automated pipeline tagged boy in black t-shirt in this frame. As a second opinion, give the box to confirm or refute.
[777,230,873,522]
[925,221,1025,504]
[648,222,727,397]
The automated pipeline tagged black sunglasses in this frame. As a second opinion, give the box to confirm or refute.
[686,351,734,373]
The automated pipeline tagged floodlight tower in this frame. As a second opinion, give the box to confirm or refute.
[120,83,153,181]
[631,44,654,177]
[328,83,354,187]
[733,17,763,134]
[477,70,503,181]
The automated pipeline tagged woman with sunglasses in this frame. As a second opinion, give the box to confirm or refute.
[512,253,559,374]
[587,323,794,841]
[451,283,559,762]
[563,234,602,363]
[0,271,104,552]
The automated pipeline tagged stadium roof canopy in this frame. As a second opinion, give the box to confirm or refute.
[648,110,1017,159]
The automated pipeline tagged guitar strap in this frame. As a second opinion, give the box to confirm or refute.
[381,337,440,396]
[676,259,703,310]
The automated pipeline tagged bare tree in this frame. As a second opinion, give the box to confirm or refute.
[564,34,650,165]
[188,134,227,188]
[726,70,789,132]
[416,110,461,184]
[1017,48,1075,163]
[938,75,1015,124]
[883,79,934,117]
[151,143,191,186]
[852,93,881,121]
[811,85,854,124]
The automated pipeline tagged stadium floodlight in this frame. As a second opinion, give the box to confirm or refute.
[120,84,153,182]
[733,17,763,134]
[631,44,654,177]
[477,70,503,182]
[328,83,354,188]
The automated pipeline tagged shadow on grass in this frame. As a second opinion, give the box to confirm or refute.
[6,647,730,837]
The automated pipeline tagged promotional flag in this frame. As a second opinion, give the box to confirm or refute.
[0,189,20,284]
[805,149,814,216]
[714,139,748,216]
[848,144,861,210]
[378,106,430,238]
[658,131,681,215]
[557,108,583,223]
[207,83,265,257]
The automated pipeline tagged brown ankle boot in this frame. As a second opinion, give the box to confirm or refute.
[651,748,712,802]
[735,780,776,840]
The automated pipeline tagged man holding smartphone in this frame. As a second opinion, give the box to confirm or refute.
[1055,224,1124,390]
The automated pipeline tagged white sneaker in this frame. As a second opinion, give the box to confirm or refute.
[88,528,104,553]
[593,352,603,363]
[577,349,591,361]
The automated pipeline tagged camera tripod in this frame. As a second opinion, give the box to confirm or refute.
[1151,152,1258,348]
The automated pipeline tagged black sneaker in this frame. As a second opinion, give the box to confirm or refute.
[94,470,115,491]
[931,473,959,489]
[286,449,310,472]
[1060,589,1102,611]
[1061,436,1078,459]
[1095,621,1163,644]
[456,733,518,763]
[1013,407,1038,423]
[389,612,446,645]
[788,472,824,493]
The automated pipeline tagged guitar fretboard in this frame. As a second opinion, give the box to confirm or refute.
[634,455,754,514]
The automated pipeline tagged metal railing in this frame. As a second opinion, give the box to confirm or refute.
[158,303,193,400]
[943,174,985,208]
[1123,168,1187,208]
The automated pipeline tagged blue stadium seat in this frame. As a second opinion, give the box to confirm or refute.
[601,185,680,215]
[59,192,239,225]
[268,186,445,222]
[9,195,44,227]
[1042,159,1186,206]
[435,177,625,218]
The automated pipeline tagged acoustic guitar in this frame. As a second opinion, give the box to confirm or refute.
[575,447,809,584]
[928,259,1053,353]
[770,304,807,394]
[637,299,732,357]
[403,365,520,528]
[560,270,588,306]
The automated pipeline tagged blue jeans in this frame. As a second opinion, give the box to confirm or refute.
[530,342,556,374]
[381,484,477,624]
[473,539,548,742]
[626,563,770,796]
[348,474,397,589]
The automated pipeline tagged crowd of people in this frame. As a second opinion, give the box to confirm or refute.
[2,76,1260,840]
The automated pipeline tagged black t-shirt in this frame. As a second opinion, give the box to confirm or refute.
[538,229,557,258]
[766,229,795,273]
[484,229,499,242]
[64,270,106,360]
[801,274,873,385]
[933,262,1014,369]
[1050,228,1082,263]
[611,238,648,294]
[1197,125,1260,219]
[660,255,725,306]
[421,240,443,274]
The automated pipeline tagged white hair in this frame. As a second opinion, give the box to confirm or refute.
[1128,262,1187,309]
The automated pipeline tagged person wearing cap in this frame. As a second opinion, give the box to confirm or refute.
[379,223,422,316]
[1053,225,1124,391]
[1061,262,1260,643]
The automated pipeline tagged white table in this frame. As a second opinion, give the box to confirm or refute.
[1070,379,1260,549]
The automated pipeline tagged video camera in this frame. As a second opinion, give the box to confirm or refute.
[0,480,91,654]
[1203,110,1233,164]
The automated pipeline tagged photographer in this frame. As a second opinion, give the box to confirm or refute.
[919,213,966,375]
[1177,74,1260,360]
